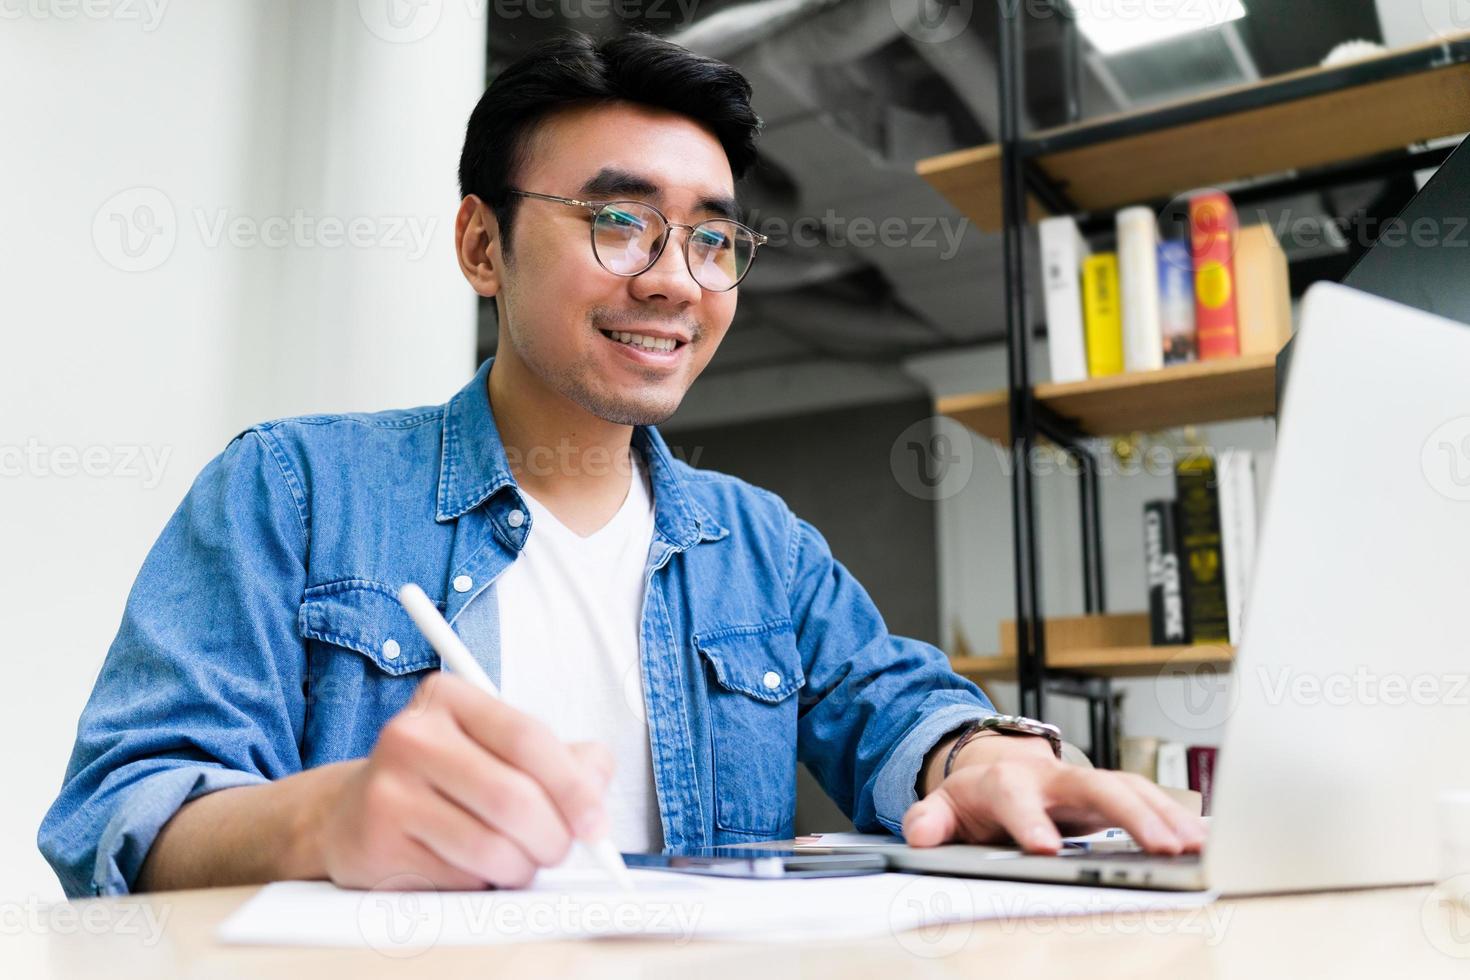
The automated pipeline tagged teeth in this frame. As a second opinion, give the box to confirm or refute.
[605,330,677,352]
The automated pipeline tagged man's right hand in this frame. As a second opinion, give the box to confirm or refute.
[314,671,615,890]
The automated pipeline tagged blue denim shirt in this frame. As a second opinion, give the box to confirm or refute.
[39,358,995,898]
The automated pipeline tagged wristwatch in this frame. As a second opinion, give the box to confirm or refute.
[943,714,1064,779]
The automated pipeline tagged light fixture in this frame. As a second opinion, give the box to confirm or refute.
[1070,0,1247,56]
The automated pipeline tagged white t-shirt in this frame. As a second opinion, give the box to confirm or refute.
[495,452,664,853]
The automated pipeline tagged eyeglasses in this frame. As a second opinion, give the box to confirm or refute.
[508,189,767,292]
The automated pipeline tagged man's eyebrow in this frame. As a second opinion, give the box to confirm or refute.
[576,167,741,222]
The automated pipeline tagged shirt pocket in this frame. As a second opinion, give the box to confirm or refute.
[297,580,441,758]
[694,619,806,837]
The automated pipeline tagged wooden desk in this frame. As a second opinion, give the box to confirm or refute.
[7,881,1469,979]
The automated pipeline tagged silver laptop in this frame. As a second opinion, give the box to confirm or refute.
[827,283,1470,894]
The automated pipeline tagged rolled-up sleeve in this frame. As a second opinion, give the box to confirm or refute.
[785,514,995,837]
[38,428,309,897]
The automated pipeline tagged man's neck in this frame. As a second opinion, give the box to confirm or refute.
[486,352,637,537]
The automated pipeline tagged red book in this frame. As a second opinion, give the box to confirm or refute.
[1187,745,1219,816]
[1189,192,1242,360]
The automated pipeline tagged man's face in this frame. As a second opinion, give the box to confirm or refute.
[488,101,741,426]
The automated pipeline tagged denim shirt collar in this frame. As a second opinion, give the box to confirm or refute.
[435,358,727,550]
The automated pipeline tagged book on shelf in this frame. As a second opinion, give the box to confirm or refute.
[1119,736,1160,780]
[1048,188,1287,380]
[1189,191,1242,360]
[1039,215,1091,384]
[1117,206,1164,373]
[1175,450,1230,644]
[1187,746,1219,815]
[1235,222,1295,356]
[1217,449,1260,646]
[1082,252,1124,377]
[1158,237,1197,365]
[1143,499,1190,645]
[1155,741,1189,790]
[1120,737,1219,813]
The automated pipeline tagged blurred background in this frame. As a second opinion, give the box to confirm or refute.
[1,0,1455,902]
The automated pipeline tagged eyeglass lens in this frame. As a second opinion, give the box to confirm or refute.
[591,202,754,291]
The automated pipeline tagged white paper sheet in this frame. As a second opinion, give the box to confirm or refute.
[216,866,1218,949]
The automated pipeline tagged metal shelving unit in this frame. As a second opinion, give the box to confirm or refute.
[938,10,1470,767]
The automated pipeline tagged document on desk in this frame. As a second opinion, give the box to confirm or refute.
[217,865,1216,948]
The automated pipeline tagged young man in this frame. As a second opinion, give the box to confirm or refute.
[40,31,1203,898]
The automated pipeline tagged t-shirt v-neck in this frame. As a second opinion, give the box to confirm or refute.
[515,453,652,554]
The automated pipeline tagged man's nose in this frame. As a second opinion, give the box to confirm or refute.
[628,228,702,305]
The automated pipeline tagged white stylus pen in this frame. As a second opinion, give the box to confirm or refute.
[396,582,635,891]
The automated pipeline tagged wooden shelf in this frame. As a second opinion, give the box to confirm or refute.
[937,352,1277,444]
[918,36,1470,232]
[952,644,1235,681]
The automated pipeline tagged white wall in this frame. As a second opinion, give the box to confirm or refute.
[1,2,483,902]
[1378,0,1462,48]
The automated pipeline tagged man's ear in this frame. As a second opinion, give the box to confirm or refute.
[455,195,503,298]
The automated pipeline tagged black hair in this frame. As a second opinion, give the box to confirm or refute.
[458,30,762,256]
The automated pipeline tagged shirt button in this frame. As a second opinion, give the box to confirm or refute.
[762,670,781,690]
[453,575,473,593]
[383,639,401,661]
[507,509,525,529]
